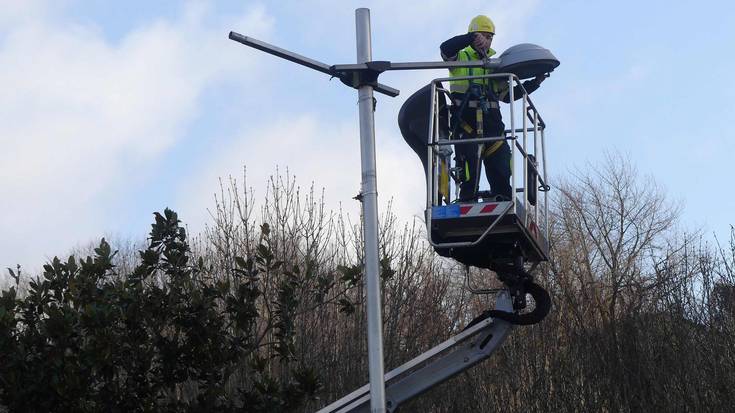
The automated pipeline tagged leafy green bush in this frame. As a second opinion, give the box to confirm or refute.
[0,209,320,412]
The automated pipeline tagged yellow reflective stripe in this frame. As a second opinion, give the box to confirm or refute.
[482,141,504,158]
[439,159,449,200]
[460,119,503,158]
[494,80,508,98]
[460,120,474,135]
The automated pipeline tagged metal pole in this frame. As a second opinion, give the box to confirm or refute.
[521,78,528,226]
[508,75,517,214]
[355,8,387,413]
[532,108,540,224]
[541,127,549,240]
[428,82,438,207]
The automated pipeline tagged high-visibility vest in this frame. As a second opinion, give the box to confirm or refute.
[449,46,500,94]
[449,46,507,157]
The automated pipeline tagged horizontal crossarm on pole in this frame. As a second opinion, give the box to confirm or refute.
[331,59,502,72]
[229,31,333,74]
[228,31,399,97]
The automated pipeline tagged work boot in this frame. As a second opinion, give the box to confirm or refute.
[458,184,477,203]
[486,193,511,202]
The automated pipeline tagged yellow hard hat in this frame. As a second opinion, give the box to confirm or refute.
[468,15,495,34]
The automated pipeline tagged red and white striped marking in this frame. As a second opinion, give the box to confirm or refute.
[457,202,504,217]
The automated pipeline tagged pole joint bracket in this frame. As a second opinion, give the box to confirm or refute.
[335,60,391,90]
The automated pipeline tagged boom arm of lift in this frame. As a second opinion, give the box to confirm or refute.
[317,292,514,413]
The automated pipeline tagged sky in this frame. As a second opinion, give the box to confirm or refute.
[1,0,734,276]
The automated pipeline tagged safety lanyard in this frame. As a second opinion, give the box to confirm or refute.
[464,49,487,89]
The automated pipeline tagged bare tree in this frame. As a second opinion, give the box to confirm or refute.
[8,158,735,412]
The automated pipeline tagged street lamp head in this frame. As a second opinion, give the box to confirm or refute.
[497,43,560,79]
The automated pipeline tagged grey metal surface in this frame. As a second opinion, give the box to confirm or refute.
[533,109,541,208]
[331,59,502,72]
[228,31,399,97]
[317,292,514,413]
[355,9,387,413]
[426,202,513,249]
[541,127,549,240]
[435,135,506,146]
[509,74,519,216]
[428,82,438,206]
[497,43,560,79]
[318,316,496,412]
[519,84,527,225]
[229,32,333,75]
[514,200,550,260]
[384,292,513,411]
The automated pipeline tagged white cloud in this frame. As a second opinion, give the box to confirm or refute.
[0,0,54,29]
[178,114,362,229]
[0,2,273,270]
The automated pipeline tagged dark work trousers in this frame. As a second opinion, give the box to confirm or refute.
[483,141,512,198]
[454,103,512,200]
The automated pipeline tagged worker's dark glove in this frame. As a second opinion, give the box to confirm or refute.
[533,74,548,85]
[472,33,491,53]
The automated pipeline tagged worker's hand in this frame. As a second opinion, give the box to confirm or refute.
[472,33,490,54]
[533,74,547,85]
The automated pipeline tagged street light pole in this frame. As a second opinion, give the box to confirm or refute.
[355,8,387,413]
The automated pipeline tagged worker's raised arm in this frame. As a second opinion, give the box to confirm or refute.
[498,75,546,103]
[440,33,475,61]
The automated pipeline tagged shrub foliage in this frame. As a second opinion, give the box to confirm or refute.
[0,209,323,412]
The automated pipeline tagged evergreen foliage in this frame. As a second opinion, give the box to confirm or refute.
[0,209,323,412]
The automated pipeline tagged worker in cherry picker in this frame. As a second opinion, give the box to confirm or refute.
[441,15,546,202]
